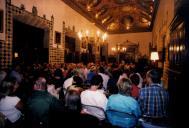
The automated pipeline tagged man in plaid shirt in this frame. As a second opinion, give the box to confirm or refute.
[138,69,169,126]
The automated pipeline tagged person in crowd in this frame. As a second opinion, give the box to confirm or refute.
[0,79,23,128]
[86,65,97,84]
[130,73,140,99]
[65,89,81,113]
[106,78,141,128]
[106,69,119,96]
[138,69,169,127]
[9,65,23,84]
[47,84,61,99]
[66,76,84,94]
[136,73,143,88]
[63,70,82,94]
[98,66,110,91]
[0,68,7,85]
[81,75,108,120]
[26,77,64,128]
[53,65,64,89]
[64,89,101,128]
[0,112,5,128]
[117,70,128,85]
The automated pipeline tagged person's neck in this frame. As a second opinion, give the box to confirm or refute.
[89,86,98,91]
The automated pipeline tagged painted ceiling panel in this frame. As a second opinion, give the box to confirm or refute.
[62,0,159,34]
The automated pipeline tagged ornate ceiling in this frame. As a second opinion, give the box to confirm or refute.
[62,0,159,34]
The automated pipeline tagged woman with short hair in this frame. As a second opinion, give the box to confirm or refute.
[106,78,141,128]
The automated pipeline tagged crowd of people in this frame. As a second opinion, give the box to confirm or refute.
[0,61,169,128]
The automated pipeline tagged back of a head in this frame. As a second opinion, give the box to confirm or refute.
[117,78,132,96]
[147,69,161,84]
[73,76,83,87]
[65,90,81,112]
[0,78,16,99]
[130,73,140,86]
[98,66,105,73]
[0,71,7,85]
[54,68,63,77]
[34,77,47,90]
[90,75,103,86]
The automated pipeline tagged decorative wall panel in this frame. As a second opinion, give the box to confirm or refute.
[1,0,62,69]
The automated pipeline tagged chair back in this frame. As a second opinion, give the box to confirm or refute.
[106,109,138,128]
[82,104,105,120]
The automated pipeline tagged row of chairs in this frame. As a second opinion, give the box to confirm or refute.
[82,104,170,128]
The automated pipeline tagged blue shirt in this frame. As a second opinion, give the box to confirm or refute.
[106,94,141,128]
[138,84,169,118]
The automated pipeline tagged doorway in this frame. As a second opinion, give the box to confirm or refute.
[13,19,48,65]
[65,35,76,63]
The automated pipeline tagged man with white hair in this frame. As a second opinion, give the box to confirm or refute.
[26,77,64,128]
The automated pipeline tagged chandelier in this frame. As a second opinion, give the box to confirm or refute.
[111,43,127,53]
[77,30,108,42]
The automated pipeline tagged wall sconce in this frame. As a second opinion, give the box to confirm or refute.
[150,51,159,62]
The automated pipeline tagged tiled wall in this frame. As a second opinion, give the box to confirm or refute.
[1,0,65,69]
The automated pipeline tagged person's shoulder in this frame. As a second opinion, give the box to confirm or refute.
[6,96,20,101]
[108,94,118,99]
[5,96,20,105]
[140,86,148,91]
[80,89,90,96]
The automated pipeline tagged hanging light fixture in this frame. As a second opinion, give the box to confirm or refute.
[77,30,108,42]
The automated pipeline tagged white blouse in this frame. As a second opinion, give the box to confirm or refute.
[0,96,22,123]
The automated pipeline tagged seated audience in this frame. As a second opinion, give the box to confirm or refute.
[64,88,100,128]
[0,69,7,85]
[98,66,110,91]
[0,79,23,128]
[130,73,140,99]
[106,78,141,128]
[138,69,169,127]
[66,76,84,94]
[81,75,107,120]
[0,112,5,128]
[26,77,64,128]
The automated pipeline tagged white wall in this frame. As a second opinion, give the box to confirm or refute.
[108,32,152,56]
[11,0,102,43]
[0,0,5,40]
